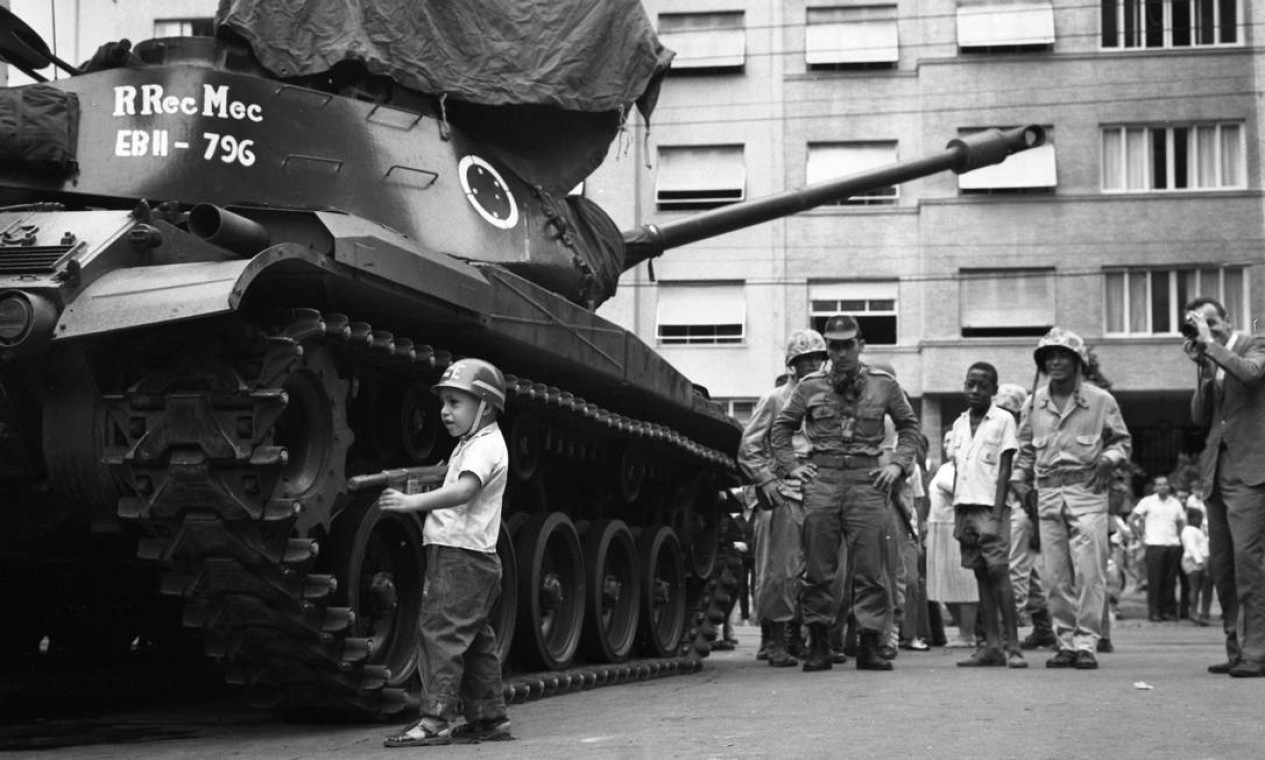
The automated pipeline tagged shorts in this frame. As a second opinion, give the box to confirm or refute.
[954,504,1009,570]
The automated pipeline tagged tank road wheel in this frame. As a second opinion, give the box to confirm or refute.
[509,412,543,482]
[616,446,646,504]
[327,501,425,692]
[514,512,585,670]
[491,520,518,666]
[687,478,722,580]
[637,525,686,657]
[580,519,641,663]
[400,379,441,463]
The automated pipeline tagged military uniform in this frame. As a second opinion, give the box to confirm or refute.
[1013,328,1131,668]
[770,363,921,655]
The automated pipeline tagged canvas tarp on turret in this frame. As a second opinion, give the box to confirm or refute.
[216,0,672,195]
[216,0,672,115]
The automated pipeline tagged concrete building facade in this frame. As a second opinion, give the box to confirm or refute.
[592,0,1261,477]
[1,1,1255,478]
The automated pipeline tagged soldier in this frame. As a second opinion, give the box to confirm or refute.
[1011,328,1131,670]
[771,314,921,672]
[738,329,828,667]
[995,383,1058,652]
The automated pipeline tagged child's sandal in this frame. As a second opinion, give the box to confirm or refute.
[384,720,452,748]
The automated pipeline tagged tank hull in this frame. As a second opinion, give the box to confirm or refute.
[0,42,738,717]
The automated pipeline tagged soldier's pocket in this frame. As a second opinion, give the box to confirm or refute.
[854,410,885,438]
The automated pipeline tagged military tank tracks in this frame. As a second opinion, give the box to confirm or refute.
[102,307,740,719]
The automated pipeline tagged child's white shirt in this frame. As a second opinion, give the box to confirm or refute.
[423,421,507,553]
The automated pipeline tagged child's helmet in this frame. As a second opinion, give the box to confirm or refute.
[432,358,507,412]
[784,329,827,366]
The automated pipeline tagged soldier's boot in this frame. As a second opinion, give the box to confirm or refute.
[785,620,805,659]
[756,621,771,662]
[842,614,859,657]
[801,623,833,672]
[765,622,797,668]
[857,631,895,671]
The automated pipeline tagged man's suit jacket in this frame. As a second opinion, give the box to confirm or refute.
[1192,332,1265,495]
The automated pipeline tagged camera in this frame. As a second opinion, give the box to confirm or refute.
[1180,315,1200,340]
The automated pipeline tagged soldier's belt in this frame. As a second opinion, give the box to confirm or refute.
[808,453,881,469]
[1036,469,1093,488]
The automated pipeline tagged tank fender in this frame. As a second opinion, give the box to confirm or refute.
[54,243,331,340]
[316,212,494,315]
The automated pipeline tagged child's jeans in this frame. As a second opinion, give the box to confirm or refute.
[418,544,507,723]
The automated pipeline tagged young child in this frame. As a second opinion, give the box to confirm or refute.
[380,358,512,747]
[948,362,1026,669]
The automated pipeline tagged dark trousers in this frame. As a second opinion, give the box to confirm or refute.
[418,545,507,723]
[1179,567,1191,619]
[1206,450,1265,666]
[801,464,892,633]
[1144,544,1182,618]
[1187,567,1210,620]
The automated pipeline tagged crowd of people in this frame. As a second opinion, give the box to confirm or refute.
[733,294,1265,679]
[357,294,1263,749]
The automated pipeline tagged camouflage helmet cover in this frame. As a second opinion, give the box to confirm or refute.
[432,358,507,412]
[784,329,827,366]
[1033,326,1088,370]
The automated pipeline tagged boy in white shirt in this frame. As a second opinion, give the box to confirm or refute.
[1182,508,1212,626]
[380,358,511,747]
[949,362,1026,669]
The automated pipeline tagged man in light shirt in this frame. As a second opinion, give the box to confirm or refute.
[1130,475,1186,622]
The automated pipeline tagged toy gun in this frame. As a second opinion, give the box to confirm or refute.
[347,465,447,494]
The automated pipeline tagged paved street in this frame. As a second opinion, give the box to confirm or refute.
[4,593,1263,760]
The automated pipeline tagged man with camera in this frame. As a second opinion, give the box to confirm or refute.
[1184,296,1265,677]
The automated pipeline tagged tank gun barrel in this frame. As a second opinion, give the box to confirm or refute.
[621,125,1045,271]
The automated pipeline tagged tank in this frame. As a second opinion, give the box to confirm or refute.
[0,2,1043,718]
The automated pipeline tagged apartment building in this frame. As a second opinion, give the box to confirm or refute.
[2,1,1254,477]
[591,0,1260,476]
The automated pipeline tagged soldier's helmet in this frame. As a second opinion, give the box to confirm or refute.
[822,314,861,340]
[994,383,1029,414]
[432,358,507,412]
[1033,326,1088,371]
[784,329,827,366]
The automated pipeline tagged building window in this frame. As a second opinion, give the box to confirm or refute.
[656,282,746,345]
[718,398,758,426]
[1102,123,1244,192]
[658,12,746,71]
[655,145,745,209]
[956,0,1055,50]
[806,142,898,205]
[960,269,1056,337]
[805,6,899,69]
[809,281,898,345]
[1104,266,1247,335]
[1101,0,1239,49]
[155,18,216,37]
[958,127,1057,193]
